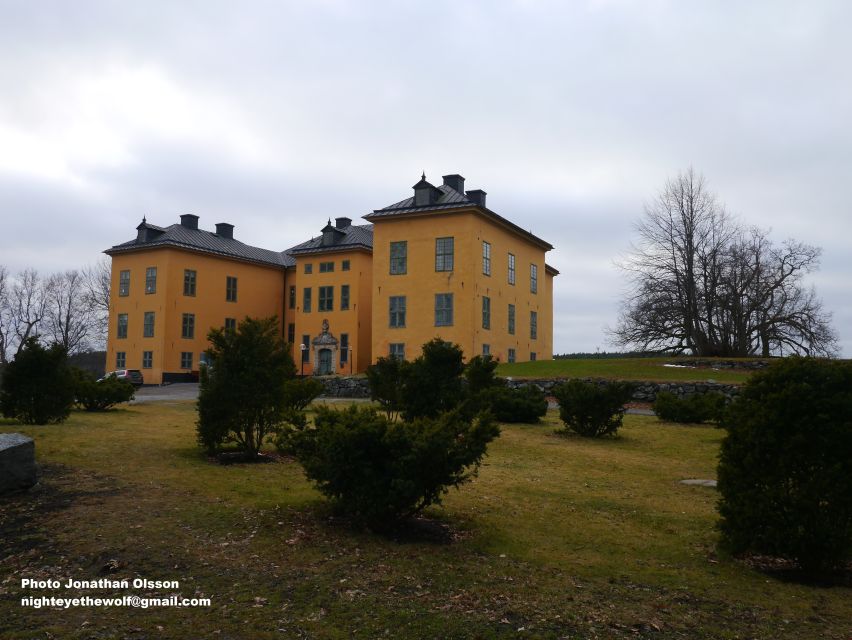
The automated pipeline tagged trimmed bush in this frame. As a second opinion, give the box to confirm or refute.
[552,379,634,437]
[73,368,134,411]
[283,377,324,411]
[464,355,500,395]
[400,339,466,420]
[288,405,500,528]
[0,338,75,425]
[196,317,298,459]
[365,355,408,421]
[480,385,548,423]
[717,357,852,574]
[653,391,726,424]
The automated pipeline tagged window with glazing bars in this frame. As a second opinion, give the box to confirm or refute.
[482,241,491,275]
[390,241,407,274]
[180,352,193,369]
[482,296,491,329]
[117,314,128,339]
[435,293,453,326]
[143,311,155,337]
[508,253,515,285]
[184,270,196,296]
[145,267,157,294]
[116,352,126,368]
[341,285,350,310]
[389,296,406,328]
[226,276,238,302]
[303,288,311,312]
[508,348,516,363]
[318,286,334,312]
[319,261,334,273]
[508,304,515,335]
[289,286,296,309]
[389,343,405,360]
[142,351,153,368]
[182,313,195,339]
[119,270,130,296]
[530,264,538,294]
[435,237,454,271]
[224,318,236,331]
[530,310,538,339]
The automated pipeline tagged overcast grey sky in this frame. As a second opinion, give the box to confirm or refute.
[1,0,849,355]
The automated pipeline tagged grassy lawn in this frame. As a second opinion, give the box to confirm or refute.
[1,402,850,639]
[497,358,757,384]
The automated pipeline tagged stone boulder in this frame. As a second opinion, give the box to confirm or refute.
[0,433,37,494]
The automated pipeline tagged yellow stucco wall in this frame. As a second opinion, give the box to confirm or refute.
[371,208,553,363]
[106,248,285,384]
[283,250,373,375]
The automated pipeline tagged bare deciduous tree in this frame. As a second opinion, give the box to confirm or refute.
[82,257,111,349]
[44,270,94,355]
[11,269,48,358]
[0,266,12,364]
[612,168,837,357]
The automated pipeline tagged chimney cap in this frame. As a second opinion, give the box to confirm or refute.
[215,222,234,239]
[335,217,352,229]
[180,214,199,229]
[466,189,487,208]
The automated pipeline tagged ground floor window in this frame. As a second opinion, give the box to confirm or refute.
[340,333,349,366]
[482,344,490,356]
[508,348,516,363]
[224,317,236,331]
[530,352,537,361]
[389,343,405,360]
[180,352,193,369]
[116,352,126,369]
[142,351,153,368]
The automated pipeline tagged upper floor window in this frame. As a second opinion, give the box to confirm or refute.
[482,296,491,330]
[435,293,453,326]
[342,260,350,271]
[117,313,128,339]
[319,261,334,273]
[389,296,406,328]
[435,237,454,272]
[508,253,516,285]
[530,310,538,340]
[390,241,407,275]
[143,311,155,338]
[482,241,491,276]
[318,286,334,312]
[530,264,538,294]
[145,267,157,294]
[226,276,238,302]
[303,288,312,313]
[119,270,130,296]
[184,270,197,296]
[289,286,296,310]
[182,313,195,339]
[304,263,313,274]
[287,323,295,344]
[341,284,350,310]
[508,303,516,335]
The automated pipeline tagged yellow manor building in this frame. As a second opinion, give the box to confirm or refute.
[105,173,558,384]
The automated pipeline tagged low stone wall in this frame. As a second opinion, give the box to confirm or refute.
[0,433,37,494]
[668,359,770,370]
[319,376,371,398]
[505,377,740,402]
[318,375,740,403]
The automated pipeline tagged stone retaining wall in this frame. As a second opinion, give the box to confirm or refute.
[319,375,740,403]
[0,433,37,494]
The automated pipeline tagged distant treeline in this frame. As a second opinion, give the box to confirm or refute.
[553,351,659,360]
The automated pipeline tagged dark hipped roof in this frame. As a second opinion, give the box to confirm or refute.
[285,224,373,256]
[105,222,295,268]
[365,183,553,251]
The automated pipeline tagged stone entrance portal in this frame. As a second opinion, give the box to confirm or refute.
[311,319,338,376]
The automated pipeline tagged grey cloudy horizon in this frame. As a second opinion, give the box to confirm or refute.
[1,0,849,355]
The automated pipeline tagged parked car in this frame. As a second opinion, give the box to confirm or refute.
[98,369,144,387]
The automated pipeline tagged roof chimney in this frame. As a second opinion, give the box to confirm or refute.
[442,174,465,194]
[335,217,352,229]
[180,214,199,230]
[466,189,487,208]
[215,223,234,239]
